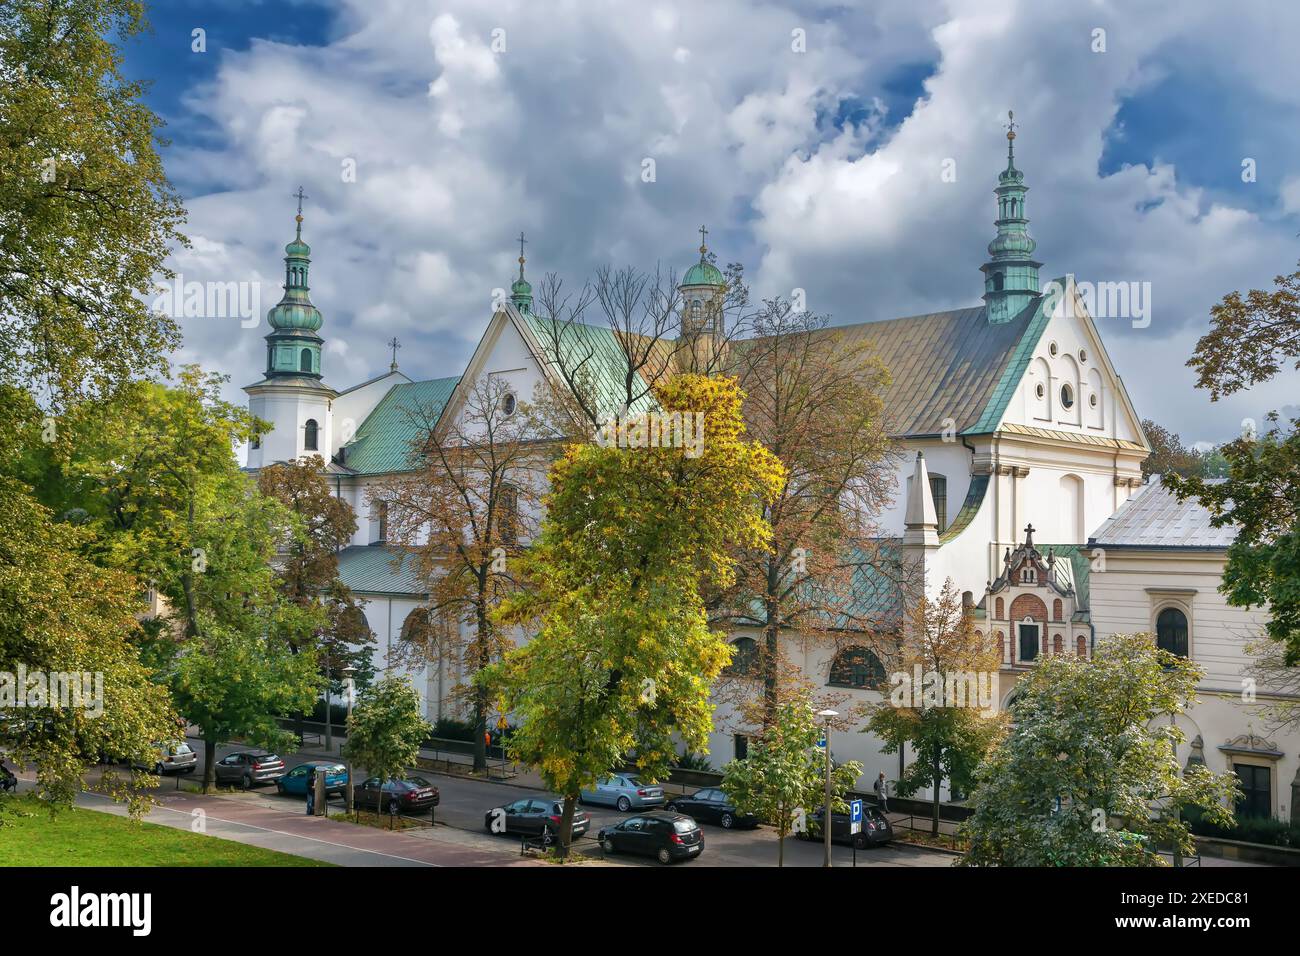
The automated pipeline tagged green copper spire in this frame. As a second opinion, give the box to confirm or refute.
[264,187,325,379]
[509,231,532,313]
[980,112,1042,324]
[682,224,724,287]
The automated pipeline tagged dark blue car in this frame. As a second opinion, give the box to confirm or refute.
[276,761,348,797]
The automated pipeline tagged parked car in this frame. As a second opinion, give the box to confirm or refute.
[483,797,591,841]
[131,742,197,775]
[665,787,758,829]
[276,761,348,797]
[598,811,704,864]
[798,806,894,849]
[213,751,285,789]
[580,774,666,811]
[354,776,440,813]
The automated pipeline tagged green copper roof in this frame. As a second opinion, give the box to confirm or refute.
[683,260,724,286]
[336,545,426,597]
[523,313,663,416]
[341,376,461,475]
[939,473,991,544]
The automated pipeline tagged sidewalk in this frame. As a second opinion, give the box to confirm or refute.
[63,782,547,867]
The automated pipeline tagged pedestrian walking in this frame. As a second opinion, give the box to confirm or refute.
[306,769,317,816]
[874,772,889,813]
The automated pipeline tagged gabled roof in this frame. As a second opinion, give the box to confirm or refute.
[336,545,427,597]
[520,312,667,416]
[341,376,460,475]
[797,296,1048,438]
[1088,477,1236,550]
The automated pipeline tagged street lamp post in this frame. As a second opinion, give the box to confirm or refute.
[343,664,356,815]
[818,709,838,868]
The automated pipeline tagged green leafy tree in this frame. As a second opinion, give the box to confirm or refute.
[1188,260,1300,401]
[721,692,861,865]
[1140,419,1206,479]
[487,374,784,855]
[959,633,1240,866]
[1166,415,1300,663]
[168,616,321,793]
[866,579,1005,835]
[0,0,185,404]
[343,675,431,799]
[0,474,178,816]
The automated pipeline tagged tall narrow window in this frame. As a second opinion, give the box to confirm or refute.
[377,500,388,544]
[300,348,313,373]
[1234,764,1271,819]
[1156,607,1189,657]
[303,418,319,451]
[928,473,948,532]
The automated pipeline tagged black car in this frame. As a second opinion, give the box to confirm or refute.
[665,787,758,829]
[354,776,440,813]
[799,806,894,849]
[483,797,591,841]
[599,811,704,864]
[213,751,286,788]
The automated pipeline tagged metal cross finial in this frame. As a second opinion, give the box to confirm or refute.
[517,231,527,262]
[1005,110,1017,138]
[294,185,308,217]
[387,336,401,371]
[698,224,709,255]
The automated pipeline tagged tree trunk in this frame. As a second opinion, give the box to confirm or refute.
[472,598,491,772]
[778,829,785,867]
[558,792,578,860]
[203,737,217,793]
[931,748,942,837]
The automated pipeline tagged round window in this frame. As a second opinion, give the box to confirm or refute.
[1048,341,1059,356]
[1089,393,1098,408]
[1079,348,1088,363]
[1035,383,1045,399]
[502,392,517,416]
[1060,384,1075,409]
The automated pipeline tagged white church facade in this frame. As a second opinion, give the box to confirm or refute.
[245,131,1298,824]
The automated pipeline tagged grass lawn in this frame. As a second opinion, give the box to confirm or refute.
[0,796,331,866]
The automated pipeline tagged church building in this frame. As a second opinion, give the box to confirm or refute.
[245,126,1298,824]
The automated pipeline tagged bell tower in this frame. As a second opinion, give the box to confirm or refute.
[244,187,337,469]
[980,112,1042,324]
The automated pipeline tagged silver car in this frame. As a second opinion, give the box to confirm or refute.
[132,742,197,775]
[580,774,666,812]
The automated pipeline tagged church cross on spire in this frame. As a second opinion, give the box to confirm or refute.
[387,336,401,372]
[293,185,308,238]
[517,231,527,278]
[698,224,709,258]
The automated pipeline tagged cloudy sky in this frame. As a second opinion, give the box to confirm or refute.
[124,0,1300,447]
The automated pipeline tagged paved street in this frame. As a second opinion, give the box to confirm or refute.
[30,737,955,868]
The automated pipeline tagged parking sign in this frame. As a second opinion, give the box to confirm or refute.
[850,799,863,834]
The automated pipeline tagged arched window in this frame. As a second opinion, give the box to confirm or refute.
[304,418,319,451]
[1053,634,1063,655]
[993,272,1004,292]
[724,637,758,677]
[1156,607,1189,658]
[828,646,887,690]
[300,348,313,373]
[376,500,388,544]
[1052,598,1063,621]
[400,608,433,647]
[995,597,1004,619]
[1076,635,1087,658]
[928,473,948,532]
